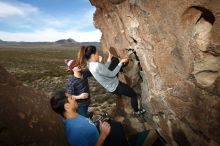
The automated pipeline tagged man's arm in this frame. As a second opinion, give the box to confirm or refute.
[95,121,111,146]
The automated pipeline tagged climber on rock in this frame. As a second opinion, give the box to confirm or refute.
[77,45,146,116]
[50,89,129,146]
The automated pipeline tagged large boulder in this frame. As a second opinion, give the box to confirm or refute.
[90,0,220,145]
[0,66,67,146]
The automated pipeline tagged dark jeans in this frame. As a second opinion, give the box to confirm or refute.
[77,99,90,118]
[102,121,129,146]
[108,57,139,112]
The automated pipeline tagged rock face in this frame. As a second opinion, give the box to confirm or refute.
[90,0,220,145]
[0,66,67,146]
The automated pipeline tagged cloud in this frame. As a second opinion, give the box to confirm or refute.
[0,1,100,42]
[0,1,95,31]
[0,1,39,18]
[0,28,101,42]
[50,8,96,31]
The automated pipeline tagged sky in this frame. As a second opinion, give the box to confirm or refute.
[0,0,101,42]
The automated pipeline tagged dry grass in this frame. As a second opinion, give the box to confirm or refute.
[0,43,80,83]
[0,43,84,96]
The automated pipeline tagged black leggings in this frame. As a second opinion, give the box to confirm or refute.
[113,81,139,112]
[108,57,139,112]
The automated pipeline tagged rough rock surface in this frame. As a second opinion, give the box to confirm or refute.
[90,0,220,145]
[0,66,67,146]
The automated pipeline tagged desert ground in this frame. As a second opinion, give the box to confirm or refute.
[0,43,116,115]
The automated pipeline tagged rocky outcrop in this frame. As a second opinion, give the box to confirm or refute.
[90,0,220,145]
[0,66,67,146]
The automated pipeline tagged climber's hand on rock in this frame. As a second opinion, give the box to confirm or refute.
[120,58,128,64]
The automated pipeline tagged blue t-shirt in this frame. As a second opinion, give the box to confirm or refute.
[64,115,99,146]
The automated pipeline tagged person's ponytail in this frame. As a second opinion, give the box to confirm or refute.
[76,46,86,66]
[76,45,97,66]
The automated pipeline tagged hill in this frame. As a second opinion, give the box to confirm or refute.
[0,38,100,47]
[55,38,78,44]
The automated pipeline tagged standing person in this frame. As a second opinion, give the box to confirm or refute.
[78,45,146,116]
[65,59,92,118]
[50,89,129,146]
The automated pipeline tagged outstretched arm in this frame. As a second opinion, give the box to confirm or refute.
[104,50,113,68]
[99,58,128,77]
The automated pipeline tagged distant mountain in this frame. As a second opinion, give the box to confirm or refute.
[81,42,100,47]
[55,38,78,44]
[0,38,100,47]
[0,39,17,44]
[0,40,52,45]
[55,39,100,47]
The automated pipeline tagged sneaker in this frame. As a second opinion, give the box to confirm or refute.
[134,108,146,116]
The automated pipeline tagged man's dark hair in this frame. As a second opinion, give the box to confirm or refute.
[50,89,67,117]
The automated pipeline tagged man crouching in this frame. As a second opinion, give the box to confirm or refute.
[50,89,110,146]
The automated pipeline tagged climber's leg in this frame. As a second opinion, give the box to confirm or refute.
[113,81,139,112]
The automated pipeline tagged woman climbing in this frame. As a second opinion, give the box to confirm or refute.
[77,45,146,116]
